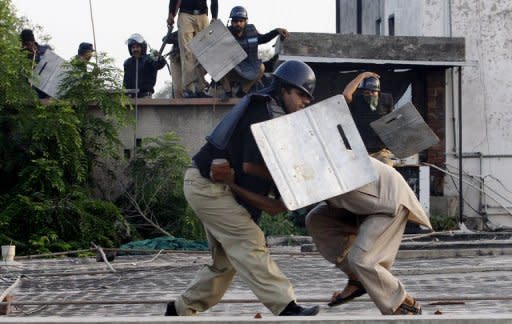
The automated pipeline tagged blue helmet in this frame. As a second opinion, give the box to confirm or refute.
[273,60,316,99]
[229,6,248,20]
[359,76,380,92]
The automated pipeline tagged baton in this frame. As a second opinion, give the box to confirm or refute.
[158,26,174,57]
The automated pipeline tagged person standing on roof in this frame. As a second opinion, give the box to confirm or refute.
[123,33,166,98]
[167,0,218,98]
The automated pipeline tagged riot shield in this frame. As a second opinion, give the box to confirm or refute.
[251,95,377,211]
[370,102,440,158]
[188,19,247,82]
[31,49,68,98]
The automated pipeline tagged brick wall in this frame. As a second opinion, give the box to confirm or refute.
[425,70,446,195]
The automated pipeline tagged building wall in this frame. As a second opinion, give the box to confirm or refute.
[92,99,233,157]
[337,0,358,33]
[337,0,512,226]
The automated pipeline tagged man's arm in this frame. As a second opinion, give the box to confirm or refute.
[343,71,379,103]
[212,165,287,216]
[167,0,178,27]
[229,181,287,216]
[257,28,289,44]
[242,162,273,181]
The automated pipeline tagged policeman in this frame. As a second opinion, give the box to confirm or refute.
[76,42,94,62]
[20,29,51,98]
[221,6,289,100]
[343,72,394,164]
[168,0,217,98]
[20,29,50,65]
[164,60,319,317]
[123,34,166,98]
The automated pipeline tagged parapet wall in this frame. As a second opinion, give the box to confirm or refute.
[95,98,237,157]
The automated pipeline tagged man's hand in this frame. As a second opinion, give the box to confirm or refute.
[277,28,289,39]
[167,14,175,28]
[210,160,234,184]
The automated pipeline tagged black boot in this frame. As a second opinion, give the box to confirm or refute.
[164,301,178,316]
[279,301,320,316]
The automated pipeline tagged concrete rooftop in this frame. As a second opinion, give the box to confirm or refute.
[0,233,511,323]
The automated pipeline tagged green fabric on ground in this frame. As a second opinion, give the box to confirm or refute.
[120,236,208,251]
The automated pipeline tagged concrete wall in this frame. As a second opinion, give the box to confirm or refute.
[337,0,358,33]
[337,0,512,226]
[113,98,234,157]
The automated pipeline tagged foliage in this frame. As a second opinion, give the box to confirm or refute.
[0,0,131,255]
[120,133,205,240]
[259,212,307,237]
[0,0,36,107]
[429,212,459,231]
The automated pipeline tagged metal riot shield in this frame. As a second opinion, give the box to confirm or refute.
[31,49,68,98]
[188,19,247,82]
[370,102,440,158]
[251,95,377,211]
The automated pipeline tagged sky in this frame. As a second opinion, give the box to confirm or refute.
[11,0,336,93]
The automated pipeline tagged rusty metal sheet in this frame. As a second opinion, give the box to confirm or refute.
[31,49,68,98]
[370,102,440,158]
[188,19,247,82]
[251,95,377,211]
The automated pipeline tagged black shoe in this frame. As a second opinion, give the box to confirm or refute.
[183,90,198,98]
[195,91,212,98]
[279,301,320,316]
[164,301,178,316]
[220,91,232,102]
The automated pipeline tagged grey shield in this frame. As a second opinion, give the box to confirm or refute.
[251,95,377,211]
[31,49,67,98]
[370,102,440,158]
[189,20,247,82]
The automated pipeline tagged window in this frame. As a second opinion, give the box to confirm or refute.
[357,0,362,34]
[388,14,395,36]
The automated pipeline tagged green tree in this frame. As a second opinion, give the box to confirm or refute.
[0,0,131,254]
[120,133,205,241]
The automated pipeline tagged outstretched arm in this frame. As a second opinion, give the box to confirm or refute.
[343,71,379,103]
[211,162,287,216]
[258,28,288,44]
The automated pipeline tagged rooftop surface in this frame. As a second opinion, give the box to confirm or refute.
[0,233,511,323]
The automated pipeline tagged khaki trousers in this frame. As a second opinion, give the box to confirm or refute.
[170,53,183,98]
[177,13,209,93]
[306,203,408,314]
[176,168,295,315]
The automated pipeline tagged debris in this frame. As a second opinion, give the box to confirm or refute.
[429,300,465,305]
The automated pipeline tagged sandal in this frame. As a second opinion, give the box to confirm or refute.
[392,297,422,315]
[328,279,367,307]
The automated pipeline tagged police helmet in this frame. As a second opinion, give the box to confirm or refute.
[273,60,316,99]
[229,6,248,20]
[126,33,147,55]
[359,76,380,92]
